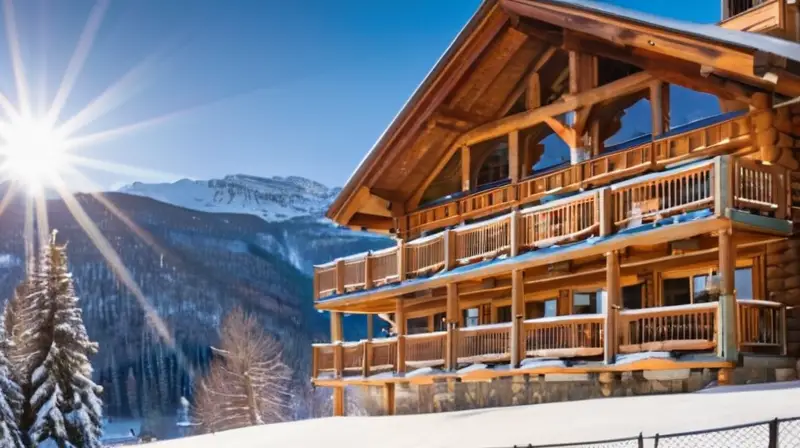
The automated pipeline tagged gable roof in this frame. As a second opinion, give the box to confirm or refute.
[328,0,800,227]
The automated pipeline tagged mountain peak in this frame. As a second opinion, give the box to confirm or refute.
[117,174,338,222]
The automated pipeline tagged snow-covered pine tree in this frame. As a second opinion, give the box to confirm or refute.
[3,285,28,379]
[0,302,25,447]
[23,235,104,447]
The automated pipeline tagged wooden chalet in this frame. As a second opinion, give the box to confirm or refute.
[312,0,800,416]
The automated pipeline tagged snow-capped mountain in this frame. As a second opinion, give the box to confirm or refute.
[119,174,341,222]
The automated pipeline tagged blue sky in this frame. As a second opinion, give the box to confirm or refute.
[0,0,721,190]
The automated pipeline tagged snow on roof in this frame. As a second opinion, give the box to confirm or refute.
[144,381,800,448]
[544,0,800,62]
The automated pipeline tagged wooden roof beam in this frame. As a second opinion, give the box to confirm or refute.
[497,46,559,117]
[407,70,653,210]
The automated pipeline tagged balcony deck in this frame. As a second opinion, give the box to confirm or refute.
[315,152,792,304]
[312,299,787,385]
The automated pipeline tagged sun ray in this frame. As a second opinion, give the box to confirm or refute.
[23,192,34,275]
[66,153,184,182]
[0,179,18,219]
[3,0,32,118]
[45,0,109,127]
[62,165,172,257]
[49,175,176,348]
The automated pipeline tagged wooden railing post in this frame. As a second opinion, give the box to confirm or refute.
[510,269,525,367]
[444,229,456,271]
[781,305,788,356]
[604,250,620,364]
[598,188,612,237]
[312,346,319,379]
[775,167,788,219]
[718,228,739,362]
[510,210,520,257]
[396,298,406,374]
[714,155,732,216]
[335,259,346,295]
[364,254,373,290]
[446,283,459,371]
[362,340,372,377]
[397,239,406,282]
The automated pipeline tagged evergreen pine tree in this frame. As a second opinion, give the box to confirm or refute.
[24,235,104,447]
[0,303,25,447]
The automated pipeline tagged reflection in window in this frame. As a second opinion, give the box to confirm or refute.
[662,266,754,306]
[574,291,604,314]
[663,277,691,306]
[524,299,557,319]
[464,308,480,327]
[735,267,753,299]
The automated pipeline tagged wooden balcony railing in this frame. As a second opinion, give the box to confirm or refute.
[618,303,719,354]
[458,323,511,364]
[738,300,787,354]
[406,113,751,237]
[519,190,600,250]
[523,314,604,358]
[612,160,714,228]
[405,332,447,368]
[315,156,787,301]
[454,215,512,265]
[312,300,788,380]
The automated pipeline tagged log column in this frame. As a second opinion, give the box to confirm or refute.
[383,383,396,416]
[396,299,407,374]
[446,283,460,371]
[604,251,621,365]
[330,311,345,416]
[461,146,471,192]
[650,81,670,136]
[510,269,525,367]
[718,228,739,363]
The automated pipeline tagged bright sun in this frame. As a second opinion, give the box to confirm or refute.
[1,117,67,190]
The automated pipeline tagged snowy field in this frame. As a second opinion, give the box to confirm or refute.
[143,381,800,448]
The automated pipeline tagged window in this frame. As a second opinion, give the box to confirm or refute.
[433,312,446,331]
[525,299,557,319]
[622,284,643,309]
[406,317,429,335]
[573,291,604,314]
[463,308,480,327]
[496,305,512,323]
[661,266,754,305]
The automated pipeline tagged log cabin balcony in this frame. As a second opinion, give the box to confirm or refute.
[720,0,799,37]
[313,110,791,303]
[311,150,793,383]
[312,299,787,382]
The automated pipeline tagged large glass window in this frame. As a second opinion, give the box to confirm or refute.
[524,299,557,319]
[622,284,643,309]
[433,312,446,331]
[662,266,754,305]
[573,291,604,314]
[463,308,480,327]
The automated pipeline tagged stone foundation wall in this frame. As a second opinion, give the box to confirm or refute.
[336,362,799,417]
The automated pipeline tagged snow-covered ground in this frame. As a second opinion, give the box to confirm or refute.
[143,381,800,448]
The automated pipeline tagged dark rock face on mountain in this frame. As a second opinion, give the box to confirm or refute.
[0,189,391,436]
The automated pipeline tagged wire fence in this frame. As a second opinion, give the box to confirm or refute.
[510,416,800,448]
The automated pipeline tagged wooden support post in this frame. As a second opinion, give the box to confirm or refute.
[333,387,345,417]
[364,255,373,290]
[330,311,343,342]
[510,269,525,367]
[509,130,520,184]
[366,314,374,341]
[598,188,612,237]
[397,239,406,282]
[525,72,541,110]
[444,229,456,271]
[461,146,471,192]
[718,228,739,363]
[510,210,520,257]
[781,305,788,356]
[383,383,396,416]
[714,155,733,216]
[604,251,620,365]
[335,259,345,295]
[362,339,372,378]
[446,283,459,371]
[650,81,670,136]
[331,311,344,379]
[313,270,319,300]
[396,299,407,374]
